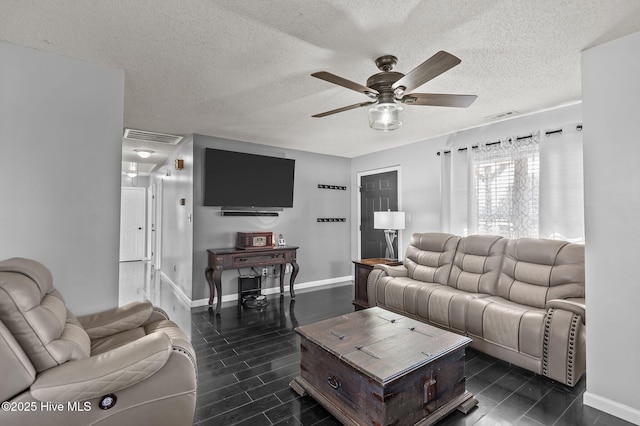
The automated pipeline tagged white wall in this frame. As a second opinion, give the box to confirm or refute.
[582,31,640,424]
[350,103,582,261]
[157,138,194,299]
[192,135,352,302]
[0,42,124,314]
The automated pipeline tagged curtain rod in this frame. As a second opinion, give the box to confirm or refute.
[438,134,533,155]
[436,124,582,156]
[450,135,533,154]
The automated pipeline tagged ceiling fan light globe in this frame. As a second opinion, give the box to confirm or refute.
[369,102,403,131]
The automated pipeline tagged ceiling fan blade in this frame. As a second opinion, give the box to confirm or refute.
[312,71,379,98]
[392,51,461,94]
[401,93,477,108]
[312,101,376,118]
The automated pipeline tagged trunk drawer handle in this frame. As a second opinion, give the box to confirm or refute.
[327,376,341,389]
[423,378,437,406]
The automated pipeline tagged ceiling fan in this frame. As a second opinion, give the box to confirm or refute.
[311,51,477,131]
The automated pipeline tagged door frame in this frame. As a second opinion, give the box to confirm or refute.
[356,165,403,260]
[153,179,163,270]
[148,183,156,263]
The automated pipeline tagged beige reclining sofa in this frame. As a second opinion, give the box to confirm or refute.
[368,233,585,387]
[0,258,197,425]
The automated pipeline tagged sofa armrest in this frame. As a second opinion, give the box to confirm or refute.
[77,301,154,338]
[373,264,408,277]
[546,298,586,324]
[543,298,586,386]
[145,320,197,371]
[31,332,171,402]
[367,265,408,307]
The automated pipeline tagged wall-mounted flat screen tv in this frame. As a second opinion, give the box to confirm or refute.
[203,148,295,208]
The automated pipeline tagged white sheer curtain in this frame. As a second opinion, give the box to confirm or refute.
[440,125,584,241]
[440,148,473,236]
[539,126,584,242]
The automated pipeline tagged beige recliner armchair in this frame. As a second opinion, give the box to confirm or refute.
[0,258,197,425]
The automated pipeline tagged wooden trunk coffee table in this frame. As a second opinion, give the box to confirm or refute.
[289,307,477,426]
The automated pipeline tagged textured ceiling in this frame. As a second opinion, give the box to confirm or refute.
[2,0,640,163]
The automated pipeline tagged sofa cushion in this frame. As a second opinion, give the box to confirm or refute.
[402,234,506,334]
[415,286,488,333]
[375,276,440,316]
[497,239,584,308]
[467,296,546,361]
[404,233,460,284]
[448,234,506,294]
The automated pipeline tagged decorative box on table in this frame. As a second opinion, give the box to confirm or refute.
[236,232,273,250]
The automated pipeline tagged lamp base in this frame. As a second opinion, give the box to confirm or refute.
[383,229,398,260]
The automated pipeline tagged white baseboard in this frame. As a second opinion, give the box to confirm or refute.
[158,271,193,307]
[583,392,640,425]
[190,275,353,308]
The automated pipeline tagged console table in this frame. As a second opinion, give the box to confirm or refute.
[205,246,299,312]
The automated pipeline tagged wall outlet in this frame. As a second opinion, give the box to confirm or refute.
[262,268,268,277]
[285,264,292,274]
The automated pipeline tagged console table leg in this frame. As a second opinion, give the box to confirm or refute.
[290,262,299,298]
[205,267,223,312]
[205,267,215,305]
[279,264,286,294]
[213,269,223,312]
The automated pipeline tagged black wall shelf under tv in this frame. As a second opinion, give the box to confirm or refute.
[222,211,279,217]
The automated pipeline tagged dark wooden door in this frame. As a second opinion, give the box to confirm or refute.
[360,171,398,259]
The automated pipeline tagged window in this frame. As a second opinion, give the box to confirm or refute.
[474,136,539,238]
[440,127,584,242]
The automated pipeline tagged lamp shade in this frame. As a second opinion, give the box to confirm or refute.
[374,211,406,230]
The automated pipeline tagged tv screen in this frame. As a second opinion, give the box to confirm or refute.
[203,148,295,208]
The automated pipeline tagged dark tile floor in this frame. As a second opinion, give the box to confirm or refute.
[190,284,631,426]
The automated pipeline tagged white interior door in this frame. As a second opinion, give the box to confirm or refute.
[119,187,146,262]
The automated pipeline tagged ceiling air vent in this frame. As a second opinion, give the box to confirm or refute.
[485,110,519,121]
[123,128,183,145]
